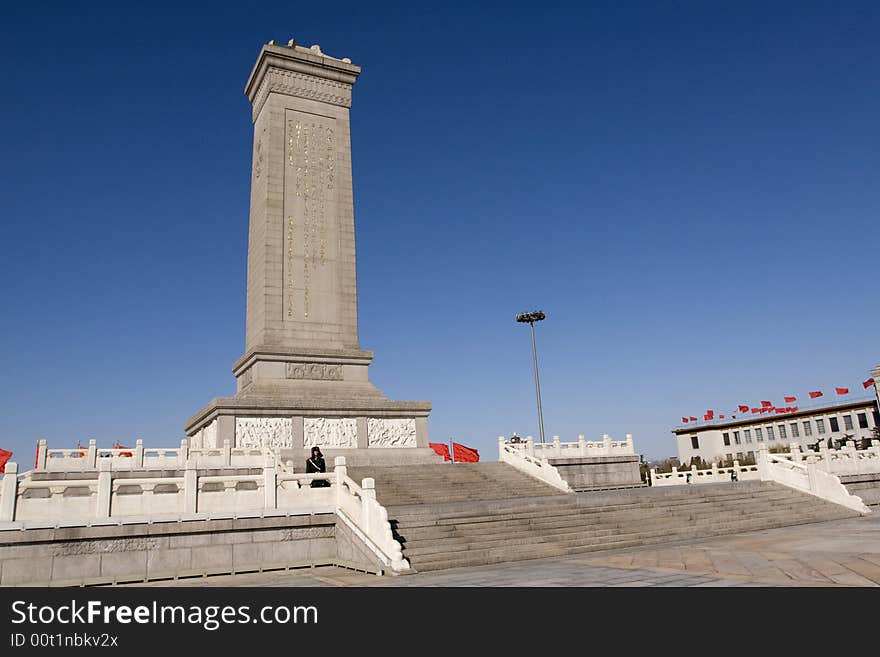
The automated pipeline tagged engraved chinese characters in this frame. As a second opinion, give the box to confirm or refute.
[285,363,343,380]
[285,117,335,320]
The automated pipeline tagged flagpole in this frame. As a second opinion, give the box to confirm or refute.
[449,439,454,464]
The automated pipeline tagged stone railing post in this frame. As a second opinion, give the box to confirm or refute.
[805,460,819,493]
[577,434,586,456]
[178,438,190,467]
[263,456,277,509]
[552,435,561,457]
[789,443,801,461]
[497,436,506,458]
[0,462,19,522]
[134,439,144,468]
[86,439,97,469]
[602,433,612,455]
[96,458,112,518]
[526,437,535,457]
[222,439,231,466]
[711,462,719,479]
[361,477,376,534]
[35,439,47,470]
[334,456,347,506]
[756,447,769,480]
[649,467,657,481]
[183,459,197,514]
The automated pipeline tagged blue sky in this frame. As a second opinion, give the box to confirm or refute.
[1,1,878,463]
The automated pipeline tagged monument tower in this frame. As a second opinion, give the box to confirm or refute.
[185,39,434,464]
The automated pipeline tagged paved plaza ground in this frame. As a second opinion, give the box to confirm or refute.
[134,511,880,587]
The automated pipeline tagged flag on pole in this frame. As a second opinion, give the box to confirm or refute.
[689,416,698,422]
[761,401,772,408]
[809,391,823,399]
[682,417,689,423]
[864,378,876,389]
[429,442,451,462]
[784,396,797,403]
[738,405,749,413]
[452,442,480,463]
[0,449,12,474]
[835,387,849,395]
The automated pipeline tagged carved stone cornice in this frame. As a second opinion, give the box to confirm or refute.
[245,44,361,121]
[251,66,353,120]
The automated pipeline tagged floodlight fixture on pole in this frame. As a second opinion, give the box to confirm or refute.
[516,310,546,444]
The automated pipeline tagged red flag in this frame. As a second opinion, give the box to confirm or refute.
[738,405,749,413]
[452,442,479,463]
[0,449,12,474]
[751,408,760,414]
[784,396,796,403]
[429,442,451,462]
[864,378,876,389]
[809,391,823,399]
[760,400,772,408]
[689,416,697,422]
[115,444,133,458]
[791,406,798,412]
[835,387,849,395]
[719,414,725,419]
[682,417,689,423]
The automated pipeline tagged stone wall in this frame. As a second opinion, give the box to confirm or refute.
[547,455,642,490]
[0,513,385,586]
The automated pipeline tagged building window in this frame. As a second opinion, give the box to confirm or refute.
[744,430,752,443]
[691,436,699,449]
[767,426,775,440]
[803,421,812,436]
[736,452,744,461]
[790,423,799,438]
[778,424,787,439]
[854,414,864,430]
[829,417,839,432]
[816,419,826,434]
[725,453,733,462]
[747,451,755,460]
[874,410,880,427]
[734,431,741,445]
[723,432,730,446]
[755,428,764,442]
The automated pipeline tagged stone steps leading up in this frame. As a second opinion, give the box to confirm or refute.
[384,481,857,571]
[347,463,560,506]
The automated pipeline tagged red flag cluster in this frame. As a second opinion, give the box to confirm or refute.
[0,449,12,474]
[681,375,875,425]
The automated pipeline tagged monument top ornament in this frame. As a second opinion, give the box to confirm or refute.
[185,37,435,466]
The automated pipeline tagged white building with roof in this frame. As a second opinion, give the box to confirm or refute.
[671,365,880,465]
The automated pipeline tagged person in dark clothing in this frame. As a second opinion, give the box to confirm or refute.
[306,446,330,487]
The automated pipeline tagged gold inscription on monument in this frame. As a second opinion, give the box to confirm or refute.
[286,119,334,320]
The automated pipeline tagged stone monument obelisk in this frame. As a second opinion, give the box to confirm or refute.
[185,39,434,465]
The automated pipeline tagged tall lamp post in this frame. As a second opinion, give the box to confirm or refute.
[516,310,546,444]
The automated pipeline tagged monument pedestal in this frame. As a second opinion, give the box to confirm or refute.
[185,40,435,463]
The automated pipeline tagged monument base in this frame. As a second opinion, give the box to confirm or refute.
[547,455,642,490]
[185,395,439,465]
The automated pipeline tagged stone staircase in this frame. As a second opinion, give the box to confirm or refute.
[346,463,561,506]
[383,481,858,572]
[839,473,880,507]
